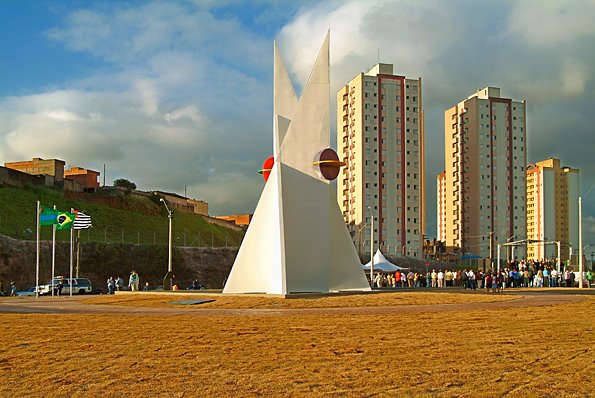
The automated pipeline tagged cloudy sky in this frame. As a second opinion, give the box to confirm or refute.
[1,0,594,249]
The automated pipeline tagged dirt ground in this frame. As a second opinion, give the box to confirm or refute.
[0,291,593,397]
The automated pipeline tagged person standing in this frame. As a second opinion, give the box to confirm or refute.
[394,271,401,287]
[129,270,140,291]
[564,269,572,287]
[107,277,115,295]
[407,271,415,288]
[445,270,453,287]
[115,276,124,291]
[9,282,17,296]
[467,270,476,290]
[374,272,382,288]
[550,269,558,287]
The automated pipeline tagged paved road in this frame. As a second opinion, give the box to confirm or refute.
[0,292,587,317]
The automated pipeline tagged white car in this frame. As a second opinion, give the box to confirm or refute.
[38,277,93,295]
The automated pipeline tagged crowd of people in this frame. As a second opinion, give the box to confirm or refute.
[106,270,142,294]
[370,258,594,291]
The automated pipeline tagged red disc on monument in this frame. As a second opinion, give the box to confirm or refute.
[259,156,274,182]
[313,148,345,181]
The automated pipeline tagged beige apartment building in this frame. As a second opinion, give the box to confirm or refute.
[337,63,425,257]
[526,158,579,261]
[439,87,526,260]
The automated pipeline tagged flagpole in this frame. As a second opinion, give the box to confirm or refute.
[70,208,74,298]
[36,201,40,299]
[52,205,56,297]
[76,230,81,278]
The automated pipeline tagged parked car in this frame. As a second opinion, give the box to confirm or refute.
[16,287,37,296]
[38,277,93,295]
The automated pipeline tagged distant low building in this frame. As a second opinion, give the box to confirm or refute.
[64,166,100,192]
[153,191,209,216]
[4,157,65,187]
[215,214,253,226]
[0,165,51,187]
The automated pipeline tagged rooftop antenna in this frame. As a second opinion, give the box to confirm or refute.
[377,48,380,64]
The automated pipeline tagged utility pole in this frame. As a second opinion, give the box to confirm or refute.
[579,196,583,288]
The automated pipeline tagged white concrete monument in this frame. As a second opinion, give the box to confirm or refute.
[223,32,370,295]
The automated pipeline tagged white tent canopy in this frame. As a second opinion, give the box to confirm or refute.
[362,249,409,272]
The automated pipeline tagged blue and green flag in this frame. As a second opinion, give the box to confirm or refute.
[40,206,76,230]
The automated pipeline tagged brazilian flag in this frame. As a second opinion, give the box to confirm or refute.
[40,206,76,230]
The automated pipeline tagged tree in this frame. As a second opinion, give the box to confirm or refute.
[113,178,136,190]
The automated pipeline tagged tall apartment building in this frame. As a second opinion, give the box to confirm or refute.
[337,63,425,257]
[440,87,526,259]
[526,158,579,261]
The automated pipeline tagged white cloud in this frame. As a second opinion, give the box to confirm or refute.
[132,79,159,116]
[505,1,595,48]
[164,105,203,124]
[43,109,80,122]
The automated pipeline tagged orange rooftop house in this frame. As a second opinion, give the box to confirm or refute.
[64,166,100,192]
[215,214,253,227]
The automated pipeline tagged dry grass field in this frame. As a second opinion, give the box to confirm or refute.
[1,291,593,397]
[82,290,518,309]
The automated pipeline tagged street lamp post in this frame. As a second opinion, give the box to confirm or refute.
[557,241,561,273]
[368,206,374,288]
[357,223,368,255]
[578,184,595,289]
[507,235,516,265]
[160,198,174,290]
